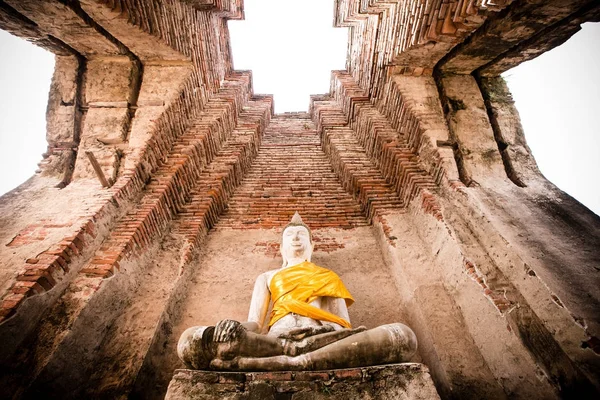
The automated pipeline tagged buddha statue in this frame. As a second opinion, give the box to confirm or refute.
[177,213,417,371]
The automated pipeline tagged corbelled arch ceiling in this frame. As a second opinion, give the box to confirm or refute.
[0,1,599,399]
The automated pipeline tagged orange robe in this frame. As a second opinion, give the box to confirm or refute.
[268,261,354,329]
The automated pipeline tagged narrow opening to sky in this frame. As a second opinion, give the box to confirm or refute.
[0,14,598,217]
[228,0,348,113]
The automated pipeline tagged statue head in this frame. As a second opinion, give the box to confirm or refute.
[281,212,313,267]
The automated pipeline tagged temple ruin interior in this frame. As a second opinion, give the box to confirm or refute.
[0,1,599,399]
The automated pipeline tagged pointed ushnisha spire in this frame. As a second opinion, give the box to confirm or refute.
[290,212,304,225]
[283,212,312,242]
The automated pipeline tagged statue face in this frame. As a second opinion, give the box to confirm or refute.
[281,225,313,264]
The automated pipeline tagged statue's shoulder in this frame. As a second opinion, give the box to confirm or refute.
[258,269,279,278]
[256,269,279,286]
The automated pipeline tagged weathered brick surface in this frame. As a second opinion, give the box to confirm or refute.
[173,96,273,251]
[180,0,243,18]
[79,1,189,61]
[30,94,275,398]
[440,0,595,74]
[218,116,367,229]
[91,0,233,86]
[335,73,439,204]
[478,3,600,76]
[6,221,72,248]
[39,55,82,179]
[437,74,506,186]
[165,364,440,400]
[0,0,243,322]
[378,75,461,184]
[312,72,442,221]
[72,57,137,182]
[82,78,270,278]
[2,0,600,399]
[0,79,273,400]
[312,104,404,222]
[0,190,114,320]
[463,258,513,313]
[0,2,73,55]
[335,0,513,98]
[0,189,114,322]
[478,76,540,187]
[3,0,122,56]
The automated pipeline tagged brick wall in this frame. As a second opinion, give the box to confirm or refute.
[2,1,600,398]
[0,68,262,321]
[311,72,442,222]
[83,78,271,279]
[1,0,243,323]
[311,101,405,222]
[175,96,273,249]
[218,115,367,229]
[334,0,513,99]
[334,73,439,204]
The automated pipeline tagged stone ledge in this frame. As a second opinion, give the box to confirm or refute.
[165,363,440,399]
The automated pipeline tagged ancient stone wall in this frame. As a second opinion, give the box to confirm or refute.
[165,364,440,399]
[0,0,599,399]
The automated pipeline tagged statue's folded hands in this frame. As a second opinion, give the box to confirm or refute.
[178,212,417,371]
[279,324,336,341]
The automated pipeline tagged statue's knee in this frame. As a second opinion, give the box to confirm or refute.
[177,326,215,369]
[384,323,418,360]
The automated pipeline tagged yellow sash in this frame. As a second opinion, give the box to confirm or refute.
[268,261,354,329]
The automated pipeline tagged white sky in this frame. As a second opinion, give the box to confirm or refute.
[0,30,54,196]
[0,5,597,217]
[503,22,600,215]
[228,0,347,113]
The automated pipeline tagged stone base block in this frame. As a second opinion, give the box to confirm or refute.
[165,363,440,400]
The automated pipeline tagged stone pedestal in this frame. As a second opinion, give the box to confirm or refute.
[165,363,440,400]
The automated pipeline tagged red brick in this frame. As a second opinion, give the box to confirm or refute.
[333,368,363,380]
[294,371,330,381]
[2,293,26,309]
[252,372,293,381]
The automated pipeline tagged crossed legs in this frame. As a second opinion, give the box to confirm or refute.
[178,322,416,371]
